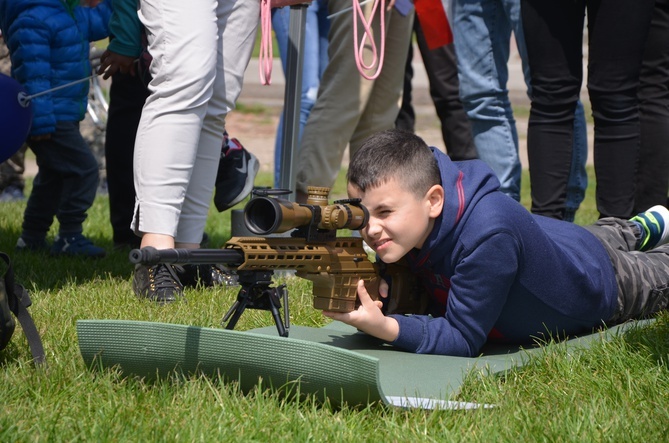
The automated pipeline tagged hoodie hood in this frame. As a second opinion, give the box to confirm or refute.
[410,148,500,267]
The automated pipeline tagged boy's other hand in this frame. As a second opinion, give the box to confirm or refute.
[97,50,136,79]
[323,280,399,343]
[378,278,389,299]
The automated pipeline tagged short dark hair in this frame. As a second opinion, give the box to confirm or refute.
[347,129,441,198]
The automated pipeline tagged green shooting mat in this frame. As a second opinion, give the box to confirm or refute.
[77,319,647,410]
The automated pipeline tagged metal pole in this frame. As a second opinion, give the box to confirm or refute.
[277,3,308,200]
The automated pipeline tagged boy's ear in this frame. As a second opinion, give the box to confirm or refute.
[426,185,444,218]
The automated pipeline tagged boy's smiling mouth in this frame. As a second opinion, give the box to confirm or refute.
[374,238,392,250]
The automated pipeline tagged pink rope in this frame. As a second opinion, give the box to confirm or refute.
[352,0,385,80]
[259,0,273,85]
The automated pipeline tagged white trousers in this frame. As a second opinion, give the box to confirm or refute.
[132,0,259,243]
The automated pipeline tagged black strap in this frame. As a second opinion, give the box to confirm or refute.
[1,252,46,366]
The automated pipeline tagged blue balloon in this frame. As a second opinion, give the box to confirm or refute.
[0,72,33,163]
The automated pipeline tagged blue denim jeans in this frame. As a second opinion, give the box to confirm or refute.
[565,102,588,222]
[452,0,588,211]
[452,0,525,201]
[272,0,329,188]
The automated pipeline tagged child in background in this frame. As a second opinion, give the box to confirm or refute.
[0,0,111,257]
[325,129,669,357]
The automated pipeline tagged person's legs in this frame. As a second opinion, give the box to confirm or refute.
[297,0,410,192]
[414,21,476,161]
[20,122,103,256]
[51,122,100,237]
[521,0,584,218]
[105,70,149,248]
[636,0,669,213]
[564,101,589,222]
[176,0,259,244]
[133,0,220,245]
[133,0,258,246]
[395,25,416,134]
[452,0,521,200]
[19,140,65,246]
[0,145,26,200]
[585,214,669,323]
[132,0,258,302]
[587,0,654,218]
[272,0,329,187]
[348,5,413,152]
[515,0,588,221]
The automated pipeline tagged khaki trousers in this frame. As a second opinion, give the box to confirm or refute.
[296,0,413,193]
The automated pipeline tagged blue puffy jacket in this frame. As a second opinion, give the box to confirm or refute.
[0,0,111,136]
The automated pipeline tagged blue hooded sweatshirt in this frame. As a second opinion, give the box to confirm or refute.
[389,148,618,357]
[0,0,112,135]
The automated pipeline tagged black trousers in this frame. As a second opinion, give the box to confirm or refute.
[522,0,655,219]
[396,17,477,161]
[25,122,99,237]
[636,0,669,213]
[104,71,149,247]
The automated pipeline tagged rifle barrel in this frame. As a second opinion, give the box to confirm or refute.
[129,246,244,266]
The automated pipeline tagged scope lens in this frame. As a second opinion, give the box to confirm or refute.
[244,197,282,235]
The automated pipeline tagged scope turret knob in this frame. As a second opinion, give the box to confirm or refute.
[306,186,330,206]
[321,205,344,228]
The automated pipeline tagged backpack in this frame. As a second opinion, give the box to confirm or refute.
[0,252,45,365]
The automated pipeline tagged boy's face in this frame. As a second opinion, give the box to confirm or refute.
[348,177,444,263]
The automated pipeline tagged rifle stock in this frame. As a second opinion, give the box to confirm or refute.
[225,236,378,312]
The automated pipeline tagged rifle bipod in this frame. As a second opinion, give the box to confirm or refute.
[222,270,290,337]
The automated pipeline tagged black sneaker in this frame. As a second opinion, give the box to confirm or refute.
[132,263,184,303]
[213,137,259,212]
[178,264,234,288]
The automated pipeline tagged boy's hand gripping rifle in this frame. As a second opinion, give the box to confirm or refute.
[129,187,381,337]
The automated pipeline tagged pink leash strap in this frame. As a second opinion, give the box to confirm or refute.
[352,0,385,80]
[258,0,387,84]
[259,0,274,85]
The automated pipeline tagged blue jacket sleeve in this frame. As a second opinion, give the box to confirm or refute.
[78,0,113,42]
[107,0,142,57]
[391,232,520,357]
[9,18,56,135]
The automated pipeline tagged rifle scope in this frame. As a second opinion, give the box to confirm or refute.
[244,186,369,235]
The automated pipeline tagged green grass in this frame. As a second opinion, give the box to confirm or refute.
[1,168,668,441]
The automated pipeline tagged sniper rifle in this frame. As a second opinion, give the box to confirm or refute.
[129,187,427,337]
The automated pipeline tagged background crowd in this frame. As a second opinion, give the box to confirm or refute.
[1,0,668,300]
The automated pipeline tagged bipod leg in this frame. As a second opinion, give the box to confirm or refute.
[267,284,289,337]
[222,293,249,331]
[222,270,267,330]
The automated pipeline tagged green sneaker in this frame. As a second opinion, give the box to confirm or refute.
[630,205,669,251]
